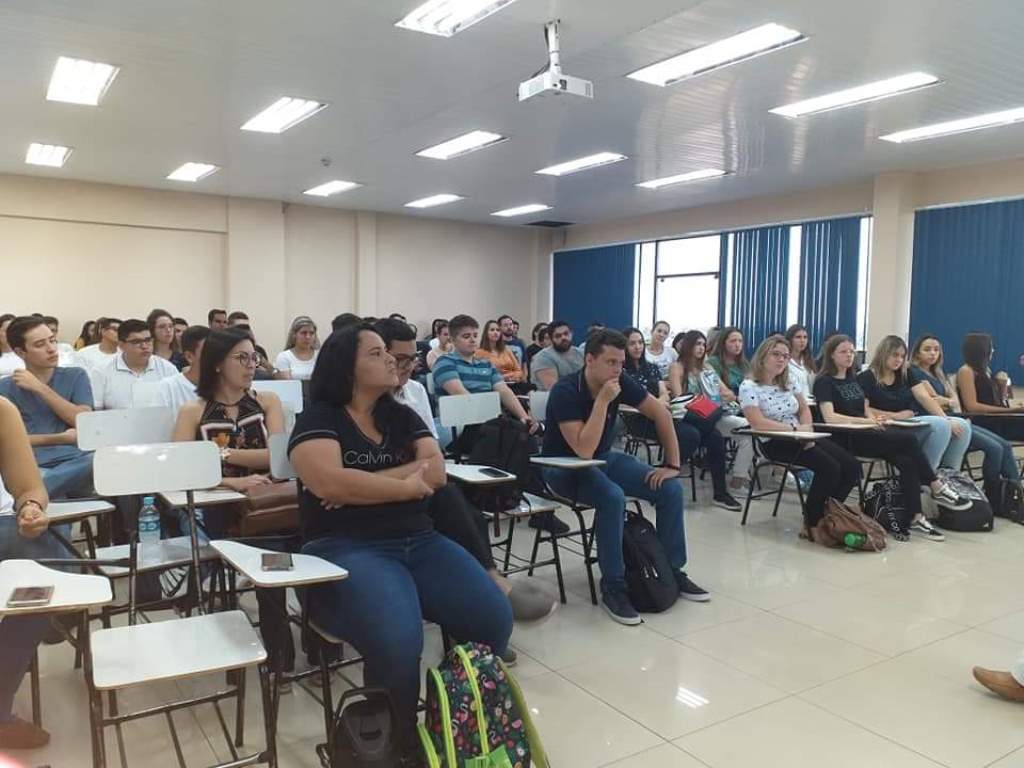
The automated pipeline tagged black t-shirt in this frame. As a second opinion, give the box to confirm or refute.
[542,370,648,457]
[623,359,662,398]
[288,398,434,541]
[856,368,922,413]
[813,371,867,417]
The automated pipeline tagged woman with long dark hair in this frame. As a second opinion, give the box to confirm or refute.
[708,326,750,400]
[645,320,676,379]
[784,324,817,397]
[288,324,512,758]
[73,319,97,351]
[957,332,1024,441]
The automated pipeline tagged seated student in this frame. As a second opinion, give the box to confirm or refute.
[0,396,55,750]
[274,316,319,381]
[73,319,97,351]
[477,319,527,392]
[497,315,526,363]
[739,335,862,540]
[148,308,186,371]
[707,326,750,399]
[207,308,228,330]
[41,316,76,368]
[576,320,605,353]
[785,324,817,396]
[957,332,1024,441]
[815,335,970,542]
[624,328,740,511]
[541,329,708,625]
[226,313,273,379]
[912,334,1021,499]
[0,317,94,498]
[172,317,188,349]
[526,322,550,366]
[91,319,179,410]
[0,315,25,377]
[669,330,755,492]
[288,324,512,757]
[645,320,677,379]
[155,325,209,418]
[74,317,121,372]
[332,312,363,333]
[425,321,452,370]
[858,335,971,471]
[530,320,584,391]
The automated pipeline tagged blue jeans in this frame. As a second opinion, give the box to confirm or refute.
[910,415,971,471]
[543,450,687,594]
[302,529,512,741]
[0,516,65,722]
[971,425,1021,482]
[38,452,94,499]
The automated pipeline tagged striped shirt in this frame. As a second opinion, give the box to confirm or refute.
[433,352,503,395]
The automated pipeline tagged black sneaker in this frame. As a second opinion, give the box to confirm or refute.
[931,483,972,511]
[713,493,742,512]
[528,511,570,534]
[601,590,641,625]
[910,517,946,542]
[675,572,710,602]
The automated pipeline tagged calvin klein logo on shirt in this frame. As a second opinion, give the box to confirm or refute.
[343,450,398,467]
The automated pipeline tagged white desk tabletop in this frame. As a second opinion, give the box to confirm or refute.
[159,489,247,508]
[813,422,880,431]
[94,536,219,576]
[211,540,347,588]
[46,499,116,524]
[740,429,832,441]
[0,560,112,616]
[445,463,517,485]
[529,456,607,469]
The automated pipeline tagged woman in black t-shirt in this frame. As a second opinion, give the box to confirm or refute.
[814,335,969,541]
[957,332,1024,441]
[288,324,512,756]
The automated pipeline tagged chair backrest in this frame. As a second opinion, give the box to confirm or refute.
[131,380,163,408]
[438,392,500,429]
[426,373,436,395]
[76,406,175,450]
[252,379,304,414]
[268,432,296,480]
[529,391,550,422]
[93,442,222,496]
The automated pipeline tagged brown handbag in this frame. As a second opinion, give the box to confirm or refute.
[236,479,301,536]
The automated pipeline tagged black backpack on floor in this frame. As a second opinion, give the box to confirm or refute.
[317,688,404,768]
[934,469,993,532]
[863,479,909,537]
[622,509,678,613]
[988,478,1024,525]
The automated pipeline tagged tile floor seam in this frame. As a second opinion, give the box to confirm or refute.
[665,692,802,741]
[984,745,1024,767]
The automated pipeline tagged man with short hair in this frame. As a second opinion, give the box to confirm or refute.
[91,319,178,410]
[542,328,708,625]
[577,320,605,353]
[0,316,94,498]
[497,315,526,363]
[173,317,189,348]
[530,320,584,391]
[154,325,209,418]
[332,313,362,333]
[41,316,76,367]
[208,308,228,330]
[74,317,121,372]
[227,311,249,327]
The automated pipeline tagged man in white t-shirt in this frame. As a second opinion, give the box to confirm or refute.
[91,319,178,410]
[155,325,209,418]
[74,317,121,372]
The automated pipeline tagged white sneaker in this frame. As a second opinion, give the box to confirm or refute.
[911,517,945,542]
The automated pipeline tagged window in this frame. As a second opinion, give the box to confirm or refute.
[634,234,723,336]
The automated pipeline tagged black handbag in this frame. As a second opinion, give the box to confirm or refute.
[317,687,404,768]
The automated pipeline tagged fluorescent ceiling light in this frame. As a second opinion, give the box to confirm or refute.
[405,193,464,208]
[879,106,1024,143]
[416,130,508,160]
[303,180,362,197]
[166,162,219,182]
[46,56,119,105]
[241,97,328,133]
[491,203,551,218]
[637,168,729,189]
[536,152,627,177]
[396,0,518,37]
[25,143,72,167]
[770,72,940,118]
[627,23,805,87]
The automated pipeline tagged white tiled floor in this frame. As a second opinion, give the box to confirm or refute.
[11,488,1024,768]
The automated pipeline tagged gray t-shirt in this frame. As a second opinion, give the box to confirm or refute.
[530,346,585,390]
[0,367,93,467]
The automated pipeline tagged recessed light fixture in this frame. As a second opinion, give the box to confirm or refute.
[416,130,508,160]
[46,56,119,105]
[405,193,464,208]
[166,162,219,182]
[491,203,551,218]
[26,143,72,167]
[880,106,1024,143]
[303,180,362,197]
[627,23,805,87]
[396,0,519,37]
[636,168,729,189]
[536,152,627,177]
[770,72,941,118]
[241,97,328,134]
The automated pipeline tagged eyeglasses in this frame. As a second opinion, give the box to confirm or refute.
[769,350,791,360]
[124,337,153,347]
[392,354,417,369]
[231,352,262,367]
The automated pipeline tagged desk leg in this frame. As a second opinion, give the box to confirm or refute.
[185,491,205,615]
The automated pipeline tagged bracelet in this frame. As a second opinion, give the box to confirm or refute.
[16,499,44,517]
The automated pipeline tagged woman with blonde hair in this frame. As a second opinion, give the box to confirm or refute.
[274,315,320,380]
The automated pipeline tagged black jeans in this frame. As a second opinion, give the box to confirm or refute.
[970,414,1024,442]
[834,430,935,520]
[630,414,729,497]
[761,438,861,526]
[428,483,497,572]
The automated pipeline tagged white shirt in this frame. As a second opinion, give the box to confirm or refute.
[0,474,13,517]
[56,342,76,368]
[274,349,318,381]
[788,359,815,398]
[75,344,117,372]
[645,346,677,379]
[0,352,25,377]
[395,379,438,439]
[91,353,179,410]
[154,372,199,419]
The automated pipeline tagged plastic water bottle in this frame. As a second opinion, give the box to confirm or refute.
[138,496,161,545]
[843,532,866,550]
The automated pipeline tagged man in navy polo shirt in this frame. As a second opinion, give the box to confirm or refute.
[542,328,708,624]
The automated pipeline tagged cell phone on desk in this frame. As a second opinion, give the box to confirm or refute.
[260,553,294,571]
[479,468,510,478]
[7,585,54,607]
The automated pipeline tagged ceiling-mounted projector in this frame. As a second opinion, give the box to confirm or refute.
[518,20,594,102]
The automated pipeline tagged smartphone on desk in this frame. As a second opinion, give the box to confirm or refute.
[261,552,294,571]
[479,468,510,478]
[7,585,55,607]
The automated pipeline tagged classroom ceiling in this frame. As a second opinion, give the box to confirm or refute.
[2,0,1024,227]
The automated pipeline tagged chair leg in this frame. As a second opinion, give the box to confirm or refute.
[549,534,567,604]
[30,650,41,727]
[689,460,697,502]
[258,663,279,768]
[527,528,542,577]
[574,508,598,605]
[235,664,248,747]
[88,680,106,768]
[741,465,759,525]
[318,640,335,746]
[502,513,515,572]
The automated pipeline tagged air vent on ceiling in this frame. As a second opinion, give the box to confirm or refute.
[526,219,574,228]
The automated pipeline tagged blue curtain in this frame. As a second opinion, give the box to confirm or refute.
[799,217,862,354]
[909,199,1024,373]
[729,225,790,354]
[553,244,636,339]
